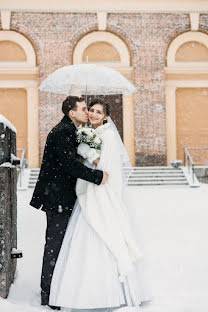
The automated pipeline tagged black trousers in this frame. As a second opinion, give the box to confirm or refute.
[41,210,70,296]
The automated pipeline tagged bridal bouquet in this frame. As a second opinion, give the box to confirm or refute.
[76,127,102,150]
[76,127,102,164]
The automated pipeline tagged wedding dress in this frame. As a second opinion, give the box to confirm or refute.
[49,121,151,311]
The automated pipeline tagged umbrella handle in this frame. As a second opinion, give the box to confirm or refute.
[85,84,88,104]
[85,56,88,104]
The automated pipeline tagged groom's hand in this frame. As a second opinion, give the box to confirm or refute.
[101,172,109,184]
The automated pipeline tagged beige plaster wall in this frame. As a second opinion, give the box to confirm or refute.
[83,42,120,62]
[0,40,26,61]
[0,88,28,158]
[176,41,208,61]
[176,88,208,163]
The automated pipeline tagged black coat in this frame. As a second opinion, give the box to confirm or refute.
[30,115,103,214]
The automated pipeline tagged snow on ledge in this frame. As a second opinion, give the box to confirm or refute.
[11,248,23,255]
[0,114,17,133]
[11,153,20,162]
[0,162,15,168]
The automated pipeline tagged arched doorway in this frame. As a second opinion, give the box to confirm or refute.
[0,30,39,167]
[165,31,208,165]
[73,31,135,165]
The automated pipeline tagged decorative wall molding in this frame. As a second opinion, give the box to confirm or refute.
[97,12,107,31]
[190,13,200,31]
[0,10,11,30]
[0,0,208,13]
[73,31,131,66]
[0,31,36,67]
[167,31,208,68]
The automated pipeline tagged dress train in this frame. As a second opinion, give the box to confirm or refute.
[49,201,151,311]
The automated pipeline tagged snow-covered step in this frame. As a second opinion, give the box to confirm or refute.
[129,177,187,181]
[17,168,31,191]
[128,180,189,186]
[129,173,184,177]
[130,170,183,173]
[126,166,190,187]
[28,168,40,188]
[130,168,183,171]
[130,171,183,174]
[27,167,199,188]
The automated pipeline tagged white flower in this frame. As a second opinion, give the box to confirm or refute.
[84,128,94,137]
[77,129,83,135]
[93,136,101,144]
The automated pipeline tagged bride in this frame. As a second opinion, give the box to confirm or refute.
[49,98,151,311]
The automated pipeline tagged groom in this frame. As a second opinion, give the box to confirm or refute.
[30,95,108,310]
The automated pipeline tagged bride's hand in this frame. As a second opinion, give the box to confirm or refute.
[93,157,100,165]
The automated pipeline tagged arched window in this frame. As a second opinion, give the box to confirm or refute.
[0,31,39,167]
[165,31,208,165]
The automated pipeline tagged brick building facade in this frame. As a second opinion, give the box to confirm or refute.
[1,2,208,167]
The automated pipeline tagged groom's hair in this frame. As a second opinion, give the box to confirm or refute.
[62,96,84,115]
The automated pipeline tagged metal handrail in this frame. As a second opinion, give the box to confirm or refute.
[17,148,27,188]
[184,147,208,183]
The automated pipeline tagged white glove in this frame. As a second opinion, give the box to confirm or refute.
[77,143,100,164]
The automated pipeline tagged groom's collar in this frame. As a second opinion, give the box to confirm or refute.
[61,115,76,129]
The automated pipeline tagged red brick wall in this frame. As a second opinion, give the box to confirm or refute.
[10,12,97,161]
[107,13,191,165]
[2,12,206,165]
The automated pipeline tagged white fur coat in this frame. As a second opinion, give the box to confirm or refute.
[76,123,143,279]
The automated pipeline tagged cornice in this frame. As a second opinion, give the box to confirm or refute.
[1,0,208,13]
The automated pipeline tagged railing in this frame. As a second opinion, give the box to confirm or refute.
[16,148,27,188]
[184,147,208,183]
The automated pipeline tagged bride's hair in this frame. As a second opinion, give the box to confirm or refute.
[88,98,110,121]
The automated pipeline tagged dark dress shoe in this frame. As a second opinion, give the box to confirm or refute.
[48,305,61,310]
[41,290,61,310]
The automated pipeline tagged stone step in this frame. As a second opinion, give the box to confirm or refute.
[129,173,184,177]
[27,167,191,188]
[132,170,183,173]
[128,177,187,181]
[28,185,36,188]
[130,169,183,174]
[128,180,188,186]
[125,166,182,170]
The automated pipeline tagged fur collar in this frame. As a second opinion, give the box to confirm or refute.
[94,123,110,135]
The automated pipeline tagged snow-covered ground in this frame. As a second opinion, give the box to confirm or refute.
[0,185,208,312]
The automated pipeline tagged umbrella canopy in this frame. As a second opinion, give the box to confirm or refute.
[39,64,136,96]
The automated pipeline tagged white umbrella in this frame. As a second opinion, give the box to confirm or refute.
[39,64,136,96]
